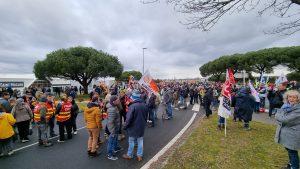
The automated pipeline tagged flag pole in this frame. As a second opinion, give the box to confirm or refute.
[225,118,227,137]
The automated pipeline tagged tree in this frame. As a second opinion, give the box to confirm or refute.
[144,0,300,34]
[199,46,290,80]
[117,70,143,82]
[33,46,123,94]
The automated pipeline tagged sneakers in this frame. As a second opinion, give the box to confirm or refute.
[8,151,14,156]
[281,163,291,169]
[107,155,118,160]
[0,153,4,157]
[21,139,29,143]
[89,151,100,157]
[113,147,123,154]
[137,156,143,162]
[50,133,58,137]
[122,154,133,160]
[73,131,78,135]
[43,142,53,147]
[57,140,65,143]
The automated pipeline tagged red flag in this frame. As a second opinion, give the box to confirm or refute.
[227,68,235,85]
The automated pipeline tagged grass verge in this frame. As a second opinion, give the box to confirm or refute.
[163,114,287,169]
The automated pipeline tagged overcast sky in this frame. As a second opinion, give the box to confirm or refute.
[0,0,299,79]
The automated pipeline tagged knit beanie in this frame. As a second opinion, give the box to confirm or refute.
[110,95,118,106]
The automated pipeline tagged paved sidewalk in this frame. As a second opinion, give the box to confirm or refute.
[252,112,277,125]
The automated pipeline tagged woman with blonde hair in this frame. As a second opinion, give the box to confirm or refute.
[275,90,300,169]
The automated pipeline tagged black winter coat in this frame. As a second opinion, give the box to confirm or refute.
[235,88,255,122]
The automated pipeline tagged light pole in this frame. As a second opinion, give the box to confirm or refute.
[142,47,147,74]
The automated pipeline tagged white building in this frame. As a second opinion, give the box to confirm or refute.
[0,74,115,93]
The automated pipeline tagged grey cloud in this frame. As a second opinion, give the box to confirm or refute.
[0,0,299,79]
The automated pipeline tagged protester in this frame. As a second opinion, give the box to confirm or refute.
[203,87,213,118]
[275,90,300,169]
[235,87,255,130]
[34,96,53,147]
[118,90,127,140]
[106,95,122,160]
[147,93,156,127]
[163,86,173,120]
[69,96,79,135]
[122,92,149,162]
[11,98,33,143]
[55,95,72,142]
[0,105,16,157]
[84,98,102,157]
[267,87,284,117]
[0,92,13,113]
[45,92,57,137]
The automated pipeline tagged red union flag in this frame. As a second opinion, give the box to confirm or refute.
[222,79,231,98]
[227,67,235,85]
[218,69,232,119]
[138,70,159,93]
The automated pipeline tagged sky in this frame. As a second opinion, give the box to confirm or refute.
[0,0,299,79]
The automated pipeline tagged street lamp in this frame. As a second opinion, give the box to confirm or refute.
[142,47,147,74]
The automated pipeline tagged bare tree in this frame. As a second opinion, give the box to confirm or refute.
[142,0,300,35]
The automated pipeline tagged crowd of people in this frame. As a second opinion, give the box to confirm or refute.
[0,79,299,168]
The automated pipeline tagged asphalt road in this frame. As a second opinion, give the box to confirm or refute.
[0,103,201,169]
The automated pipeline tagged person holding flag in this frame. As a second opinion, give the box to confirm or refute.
[217,68,234,130]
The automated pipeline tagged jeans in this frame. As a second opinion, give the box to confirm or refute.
[260,97,265,108]
[149,109,155,126]
[286,148,299,169]
[254,102,260,112]
[127,137,143,157]
[153,106,158,119]
[218,116,225,125]
[0,137,13,155]
[37,123,49,143]
[107,134,118,156]
[166,103,173,118]
[179,96,184,106]
[190,96,194,104]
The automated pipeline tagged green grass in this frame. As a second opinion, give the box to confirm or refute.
[163,114,287,169]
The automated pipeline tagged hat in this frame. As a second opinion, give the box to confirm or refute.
[39,96,47,102]
[110,95,118,106]
[130,91,141,101]
[45,92,54,97]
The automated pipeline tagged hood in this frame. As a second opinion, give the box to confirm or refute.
[237,87,249,97]
[85,106,98,114]
[16,98,25,109]
[87,102,99,108]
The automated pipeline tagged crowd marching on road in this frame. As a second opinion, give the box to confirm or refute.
[0,79,300,169]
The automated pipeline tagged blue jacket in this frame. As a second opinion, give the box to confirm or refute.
[124,99,149,138]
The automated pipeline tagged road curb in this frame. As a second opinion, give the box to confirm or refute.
[140,112,197,169]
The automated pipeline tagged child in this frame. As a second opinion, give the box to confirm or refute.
[0,105,16,157]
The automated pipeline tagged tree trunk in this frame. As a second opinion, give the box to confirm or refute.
[83,83,89,94]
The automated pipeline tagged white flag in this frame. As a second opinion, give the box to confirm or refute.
[248,80,260,102]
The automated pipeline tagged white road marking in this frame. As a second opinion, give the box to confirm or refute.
[140,112,197,169]
[13,126,86,152]
[192,104,200,112]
